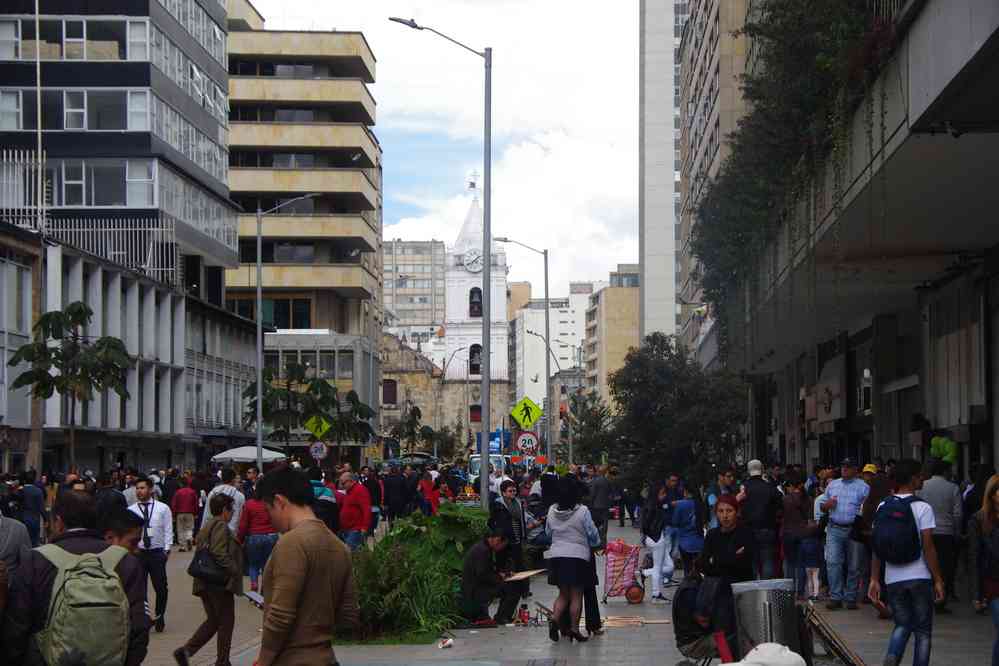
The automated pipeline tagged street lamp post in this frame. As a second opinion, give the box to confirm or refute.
[390,17,493,511]
[255,193,319,472]
[496,237,553,462]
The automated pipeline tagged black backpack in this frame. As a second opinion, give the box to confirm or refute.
[872,495,923,565]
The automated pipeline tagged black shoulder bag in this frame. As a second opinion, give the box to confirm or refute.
[187,520,228,586]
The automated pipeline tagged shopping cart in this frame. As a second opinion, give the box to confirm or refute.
[603,539,644,603]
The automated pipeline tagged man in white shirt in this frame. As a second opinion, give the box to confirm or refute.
[202,468,245,533]
[129,475,174,633]
[868,459,945,666]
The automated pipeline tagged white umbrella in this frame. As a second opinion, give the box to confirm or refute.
[211,446,286,464]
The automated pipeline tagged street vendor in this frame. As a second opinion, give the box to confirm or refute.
[459,529,521,626]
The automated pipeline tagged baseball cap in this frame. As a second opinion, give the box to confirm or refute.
[747,459,763,476]
[840,457,858,468]
[862,463,878,474]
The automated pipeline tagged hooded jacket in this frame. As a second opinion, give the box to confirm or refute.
[544,504,600,561]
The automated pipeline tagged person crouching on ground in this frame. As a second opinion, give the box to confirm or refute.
[459,528,521,626]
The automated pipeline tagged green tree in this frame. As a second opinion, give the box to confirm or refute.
[243,364,374,460]
[9,301,131,469]
[390,403,424,454]
[558,392,614,464]
[609,332,748,489]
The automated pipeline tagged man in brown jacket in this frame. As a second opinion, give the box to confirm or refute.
[255,467,359,666]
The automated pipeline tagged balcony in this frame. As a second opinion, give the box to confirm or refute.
[229,78,375,125]
[229,31,376,83]
[229,167,379,210]
[225,263,379,299]
[229,122,380,167]
[237,214,377,250]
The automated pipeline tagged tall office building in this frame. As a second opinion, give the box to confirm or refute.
[639,0,688,337]
[677,0,747,368]
[383,239,446,344]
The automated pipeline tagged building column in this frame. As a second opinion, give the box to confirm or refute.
[173,297,186,435]
[106,272,122,429]
[86,266,103,428]
[125,280,140,431]
[43,245,63,429]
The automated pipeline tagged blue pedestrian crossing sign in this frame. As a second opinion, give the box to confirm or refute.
[511,396,542,430]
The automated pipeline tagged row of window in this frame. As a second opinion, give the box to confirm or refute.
[0,88,149,131]
[151,25,227,129]
[0,17,148,61]
[389,278,435,289]
[229,106,339,124]
[387,263,436,274]
[44,158,156,207]
[229,60,352,80]
[260,349,355,379]
[156,0,227,66]
[159,164,238,250]
[226,297,311,330]
[151,95,227,183]
[235,240,362,265]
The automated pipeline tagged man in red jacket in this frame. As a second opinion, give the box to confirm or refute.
[337,472,371,552]
[170,478,199,552]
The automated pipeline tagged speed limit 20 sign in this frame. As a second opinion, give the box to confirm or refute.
[516,432,539,455]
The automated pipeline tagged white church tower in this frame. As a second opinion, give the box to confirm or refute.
[443,180,509,381]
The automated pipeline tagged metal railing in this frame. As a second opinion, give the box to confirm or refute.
[871,0,905,22]
[46,214,180,286]
[0,149,46,232]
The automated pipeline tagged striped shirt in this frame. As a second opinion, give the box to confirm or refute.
[824,477,869,526]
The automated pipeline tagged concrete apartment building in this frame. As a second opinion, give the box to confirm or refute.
[0,0,261,472]
[584,264,640,406]
[222,0,383,446]
[639,0,688,337]
[513,297,574,408]
[383,239,446,344]
[224,0,382,339]
[677,0,748,369]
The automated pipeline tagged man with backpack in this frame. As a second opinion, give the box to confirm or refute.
[1,490,149,665]
[868,459,946,666]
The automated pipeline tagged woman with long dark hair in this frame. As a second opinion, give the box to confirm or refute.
[641,482,673,602]
[970,474,999,665]
[544,476,601,642]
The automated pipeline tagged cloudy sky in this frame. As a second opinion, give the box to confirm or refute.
[249,0,639,296]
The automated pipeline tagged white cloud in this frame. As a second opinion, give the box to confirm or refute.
[248,0,639,294]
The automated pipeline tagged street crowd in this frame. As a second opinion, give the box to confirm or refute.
[0,454,994,665]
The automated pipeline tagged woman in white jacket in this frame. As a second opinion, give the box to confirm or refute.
[544,476,601,643]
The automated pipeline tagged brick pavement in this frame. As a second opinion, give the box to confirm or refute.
[149,523,995,666]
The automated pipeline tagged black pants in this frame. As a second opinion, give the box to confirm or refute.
[618,498,637,526]
[138,548,169,619]
[460,584,521,624]
[556,555,602,633]
[933,534,957,607]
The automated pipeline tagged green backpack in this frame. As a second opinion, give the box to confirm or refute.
[35,544,131,666]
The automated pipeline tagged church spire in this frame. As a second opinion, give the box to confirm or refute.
[452,176,484,253]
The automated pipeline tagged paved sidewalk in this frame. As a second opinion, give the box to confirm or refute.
[149,522,995,665]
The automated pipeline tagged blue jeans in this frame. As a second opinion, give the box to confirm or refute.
[886,578,933,666]
[755,529,777,580]
[782,534,803,595]
[22,514,41,547]
[990,598,999,666]
[340,529,365,551]
[246,533,278,585]
[825,524,863,602]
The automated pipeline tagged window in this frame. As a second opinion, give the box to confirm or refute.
[0,91,19,129]
[126,160,154,206]
[469,287,483,318]
[337,351,353,378]
[64,91,85,129]
[64,20,84,60]
[382,379,398,406]
[87,20,126,60]
[0,20,19,59]
[190,64,203,105]
[291,299,310,328]
[88,161,126,206]
[87,90,125,130]
[127,21,147,60]
[470,405,482,423]
[128,91,148,130]
[62,161,84,205]
[469,344,482,375]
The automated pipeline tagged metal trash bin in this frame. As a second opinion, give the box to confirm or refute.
[731,578,800,657]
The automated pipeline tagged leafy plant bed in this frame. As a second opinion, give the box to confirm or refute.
[337,502,489,641]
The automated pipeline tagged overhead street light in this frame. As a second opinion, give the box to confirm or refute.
[495,236,554,462]
[391,16,493,512]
